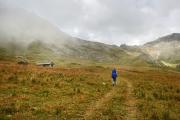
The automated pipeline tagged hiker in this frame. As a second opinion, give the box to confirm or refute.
[111,68,117,86]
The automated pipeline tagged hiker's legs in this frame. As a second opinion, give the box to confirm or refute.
[114,78,116,85]
[112,78,116,86]
[112,79,114,86]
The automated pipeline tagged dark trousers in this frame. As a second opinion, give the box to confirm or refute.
[112,77,116,86]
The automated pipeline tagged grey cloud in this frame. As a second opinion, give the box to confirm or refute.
[1,0,180,45]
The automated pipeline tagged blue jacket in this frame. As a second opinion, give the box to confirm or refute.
[112,69,117,79]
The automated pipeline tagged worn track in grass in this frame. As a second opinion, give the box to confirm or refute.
[84,78,137,120]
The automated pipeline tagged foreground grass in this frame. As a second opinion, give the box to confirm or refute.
[0,61,127,120]
[120,67,180,120]
[0,61,180,120]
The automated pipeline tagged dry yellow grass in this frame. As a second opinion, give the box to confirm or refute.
[120,67,180,120]
[0,61,179,120]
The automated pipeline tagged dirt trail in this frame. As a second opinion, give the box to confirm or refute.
[84,78,137,120]
[84,87,116,119]
[122,78,137,120]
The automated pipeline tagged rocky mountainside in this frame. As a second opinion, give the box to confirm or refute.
[145,33,180,45]
[142,33,180,63]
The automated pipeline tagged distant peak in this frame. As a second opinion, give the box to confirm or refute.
[171,33,180,35]
[145,33,180,46]
[170,33,180,38]
[159,33,180,41]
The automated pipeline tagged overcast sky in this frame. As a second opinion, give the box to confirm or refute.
[1,0,180,45]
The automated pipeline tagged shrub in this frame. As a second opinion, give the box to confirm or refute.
[150,112,160,120]
[31,79,36,84]
[38,90,49,97]
[11,90,16,96]
[55,83,60,88]
[174,94,180,101]
[136,89,145,98]
[55,108,62,119]
[153,92,158,99]
[162,111,170,120]
[79,77,85,81]
[77,88,80,94]
[8,74,18,83]
[97,88,100,92]
[0,103,16,115]
[176,89,179,93]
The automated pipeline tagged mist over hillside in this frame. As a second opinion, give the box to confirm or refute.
[0,8,146,65]
[0,8,72,45]
[0,8,179,66]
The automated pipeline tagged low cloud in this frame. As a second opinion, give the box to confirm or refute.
[1,0,180,45]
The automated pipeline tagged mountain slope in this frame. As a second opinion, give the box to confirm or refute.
[142,33,180,63]
[0,8,71,45]
[0,8,150,66]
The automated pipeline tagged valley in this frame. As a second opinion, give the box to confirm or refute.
[0,6,180,120]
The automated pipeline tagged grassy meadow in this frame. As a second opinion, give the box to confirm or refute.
[120,67,180,120]
[0,61,180,120]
